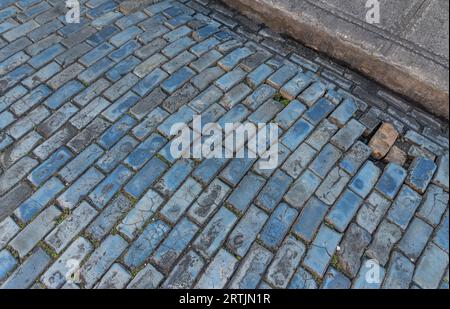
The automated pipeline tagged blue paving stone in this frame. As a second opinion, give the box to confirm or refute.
[281,118,314,151]
[22,62,61,90]
[80,42,115,66]
[418,184,449,226]
[0,65,34,91]
[229,244,273,289]
[130,106,168,138]
[133,68,168,97]
[288,268,318,289]
[0,85,28,113]
[433,153,449,191]
[10,84,52,115]
[165,14,193,30]
[267,64,298,89]
[195,249,238,289]
[163,250,205,289]
[331,119,366,151]
[0,20,16,33]
[98,115,137,149]
[106,55,141,82]
[274,100,306,130]
[161,66,195,93]
[398,218,433,260]
[0,249,17,281]
[79,57,116,84]
[339,141,372,175]
[193,24,220,41]
[96,135,138,173]
[387,185,422,230]
[102,91,140,122]
[247,99,283,123]
[87,1,117,18]
[220,157,256,187]
[246,63,274,88]
[109,38,139,59]
[123,220,170,269]
[214,67,246,92]
[152,218,199,273]
[1,248,50,289]
[194,207,238,258]
[353,259,385,289]
[297,81,326,106]
[190,37,220,56]
[124,157,168,198]
[116,11,147,29]
[56,144,103,182]
[321,268,351,289]
[154,159,195,197]
[117,189,164,239]
[80,235,127,289]
[382,251,414,289]
[160,178,202,224]
[15,177,64,223]
[303,225,342,278]
[138,23,170,44]
[0,111,14,129]
[349,161,382,198]
[406,157,437,194]
[304,98,335,125]
[217,104,250,127]
[28,44,65,69]
[255,170,293,212]
[366,220,402,265]
[326,189,363,232]
[0,7,16,22]
[57,167,105,209]
[87,25,119,46]
[162,36,196,58]
[28,147,73,186]
[413,243,449,289]
[85,194,132,242]
[124,133,167,170]
[192,157,229,185]
[218,47,253,71]
[45,80,84,109]
[156,140,178,164]
[285,169,322,208]
[281,72,314,100]
[259,203,298,250]
[375,163,407,200]
[434,211,449,253]
[309,144,342,178]
[293,197,329,243]
[0,134,13,151]
[329,98,358,126]
[227,205,268,257]
[89,165,133,209]
[226,172,266,213]
[110,26,142,47]
[163,25,192,43]
[266,236,306,288]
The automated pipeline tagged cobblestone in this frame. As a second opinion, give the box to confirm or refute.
[0,0,447,290]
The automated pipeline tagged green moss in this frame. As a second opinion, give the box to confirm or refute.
[55,208,71,225]
[39,241,58,260]
[273,93,290,106]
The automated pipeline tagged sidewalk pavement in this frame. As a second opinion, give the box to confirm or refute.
[222,0,449,119]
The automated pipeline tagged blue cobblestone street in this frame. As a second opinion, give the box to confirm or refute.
[0,0,449,289]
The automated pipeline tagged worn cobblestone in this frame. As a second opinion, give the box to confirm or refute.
[0,0,447,290]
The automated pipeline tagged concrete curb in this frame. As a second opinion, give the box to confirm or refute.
[221,0,449,119]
